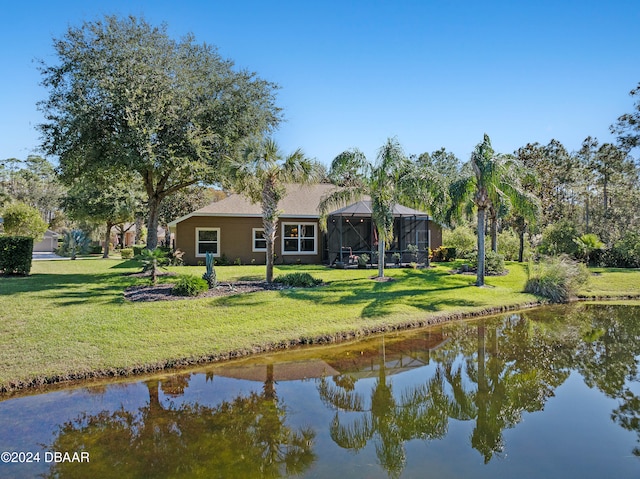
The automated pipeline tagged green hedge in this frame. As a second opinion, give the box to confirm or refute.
[0,236,34,275]
[273,272,322,287]
[172,274,208,296]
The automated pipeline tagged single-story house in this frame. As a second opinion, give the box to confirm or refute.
[169,184,442,266]
[33,229,60,252]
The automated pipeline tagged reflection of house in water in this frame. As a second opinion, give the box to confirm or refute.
[323,330,449,380]
[209,329,448,383]
[212,360,341,382]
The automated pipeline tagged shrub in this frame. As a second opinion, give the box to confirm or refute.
[497,230,525,261]
[406,244,419,262]
[539,220,580,257]
[1,202,48,240]
[602,231,640,268]
[120,248,134,259]
[133,245,147,256]
[524,255,589,303]
[431,246,456,262]
[273,272,322,287]
[215,253,229,266]
[0,236,33,275]
[464,249,506,275]
[172,274,208,296]
[443,225,476,257]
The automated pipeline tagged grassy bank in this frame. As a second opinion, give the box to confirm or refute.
[1,259,639,392]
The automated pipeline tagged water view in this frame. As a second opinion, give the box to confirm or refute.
[1,303,639,478]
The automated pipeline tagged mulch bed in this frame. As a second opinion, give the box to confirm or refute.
[124,281,286,302]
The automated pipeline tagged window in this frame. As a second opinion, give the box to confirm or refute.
[196,228,220,257]
[282,222,316,254]
[252,228,267,252]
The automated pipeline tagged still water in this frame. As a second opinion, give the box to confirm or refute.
[1,303,640,478]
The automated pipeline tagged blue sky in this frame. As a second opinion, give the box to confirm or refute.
[2,0,639,166]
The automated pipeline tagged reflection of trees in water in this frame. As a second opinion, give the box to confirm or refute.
[44,371,315,478]
[571,304,640,457]
[320,364,451,479]
[321,312,580,475]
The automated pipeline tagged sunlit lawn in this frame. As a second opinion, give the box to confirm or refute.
[1,258,637,390]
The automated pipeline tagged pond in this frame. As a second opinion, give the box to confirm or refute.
[1,303,640,478]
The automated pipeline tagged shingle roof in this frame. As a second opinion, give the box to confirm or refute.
[169,183,340,225]
[169,183,433,226]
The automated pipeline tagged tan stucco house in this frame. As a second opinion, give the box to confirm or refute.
[169,184,442,266]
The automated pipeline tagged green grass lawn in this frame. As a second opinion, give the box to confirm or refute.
[1,259,638,391]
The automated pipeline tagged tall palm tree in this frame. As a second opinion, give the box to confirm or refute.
[225,137,322,282]
[319,138,414,279]
[450,134,538,286]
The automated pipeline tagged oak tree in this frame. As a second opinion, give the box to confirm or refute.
[39,15,281,249]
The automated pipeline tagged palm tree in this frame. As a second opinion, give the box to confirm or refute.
[450,134,537,286]
[319,138,414,279]
[574,233,604,265]
[224,137,322,283]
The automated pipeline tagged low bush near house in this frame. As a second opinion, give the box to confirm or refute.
[273,272,322,287]
[172,274,208,296]
[120,248,134,259]
[430,246,456,262]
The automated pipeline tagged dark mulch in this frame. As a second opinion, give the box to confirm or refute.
[124,281,286,302]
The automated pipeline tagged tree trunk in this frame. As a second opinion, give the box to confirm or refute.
[265,218,276,283]
[134,215,144,244]
[518,228,525,263]
[476,207,486,286]
[263,180,278,283]
[103,221,113,259]
[146,196,161,250]
[377,231,385,278]
[490,216,498,253]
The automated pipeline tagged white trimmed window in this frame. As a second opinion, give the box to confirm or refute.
[196,228,220,257]
[252,228,267,252]
[282,222,316,254]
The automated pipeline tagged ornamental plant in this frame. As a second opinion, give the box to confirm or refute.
[202,251,217,288]
[135,248,169,285]
[524,255,589,303]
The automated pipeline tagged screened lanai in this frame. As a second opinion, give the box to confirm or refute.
[325,200,441,266]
